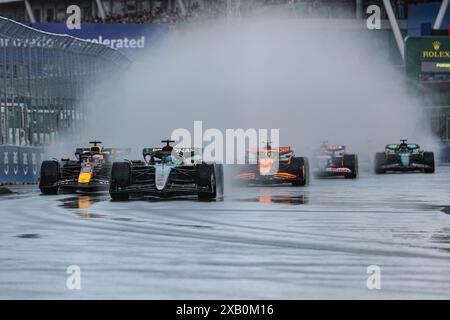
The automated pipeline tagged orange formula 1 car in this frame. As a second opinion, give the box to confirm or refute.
[233,142,310,186]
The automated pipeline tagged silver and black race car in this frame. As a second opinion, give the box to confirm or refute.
[374,139,435,174]
[109,140,224,200]
[39,141,129,194]
[312,142,358,179]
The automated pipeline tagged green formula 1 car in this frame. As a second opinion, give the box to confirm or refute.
[374,139,434,174]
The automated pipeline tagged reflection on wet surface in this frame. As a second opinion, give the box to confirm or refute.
[58,195,109,219]
[112,217,133,222]
[111,217,144,223]
[76,212,106,219]
[59,195,108,209]
[257,194,307,205]
[431,228,450,244]
[111,194,223,202]
[59,194,147,221]
[164,222,212,229]
[239,188,308,205]
[143,195,219,202]
[15,234,41,239]
[3,168,450,299]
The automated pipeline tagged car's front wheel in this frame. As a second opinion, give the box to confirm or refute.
[344,154,358,179]
[198,163,223,200]
[374,153,386,174]
[289,157,309,186]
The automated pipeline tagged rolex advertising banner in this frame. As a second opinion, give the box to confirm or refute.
[405,36,450,80]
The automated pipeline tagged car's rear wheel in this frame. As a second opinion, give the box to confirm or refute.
[344,154,358,179]
[111,162,131,187]
[374,152,386,174]
[290,157,309,186]
[197,163,218,200]
[423,152,435,173]
[110,162,131,200]
[39,160,60,195]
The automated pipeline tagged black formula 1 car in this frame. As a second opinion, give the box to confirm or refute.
[374,139,435,174]
[109,140,224,200]
[313,142,358,179]
[39,141,129,194]
[233,142,309,186]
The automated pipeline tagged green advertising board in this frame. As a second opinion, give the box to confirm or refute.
[405,36,450,81]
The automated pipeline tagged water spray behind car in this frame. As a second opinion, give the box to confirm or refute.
[81,11,440,176]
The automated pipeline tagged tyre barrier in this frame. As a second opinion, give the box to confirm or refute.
[0,145,46,184]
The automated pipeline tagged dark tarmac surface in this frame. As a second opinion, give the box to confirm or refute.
[1,167,450,299]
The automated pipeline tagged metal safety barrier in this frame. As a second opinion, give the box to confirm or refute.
[0,17,129,183]
[0,16,129,147]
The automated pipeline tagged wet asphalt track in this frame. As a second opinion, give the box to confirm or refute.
[1,167,450,299]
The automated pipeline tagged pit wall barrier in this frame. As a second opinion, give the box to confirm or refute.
[0,145,46,184]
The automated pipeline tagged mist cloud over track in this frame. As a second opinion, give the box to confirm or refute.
[85,17,435,159]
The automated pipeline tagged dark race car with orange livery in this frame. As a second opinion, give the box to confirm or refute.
[233,142,310,186]
[39,141,129,194]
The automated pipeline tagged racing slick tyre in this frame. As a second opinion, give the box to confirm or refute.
[214,164,224,199]
[110,162,131,201]
[197,163,221,200]
[374,153,386,174]
[423,152,435,173]
[344,154,358,179]
[290,157,309,186]
[39,160,60,195]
